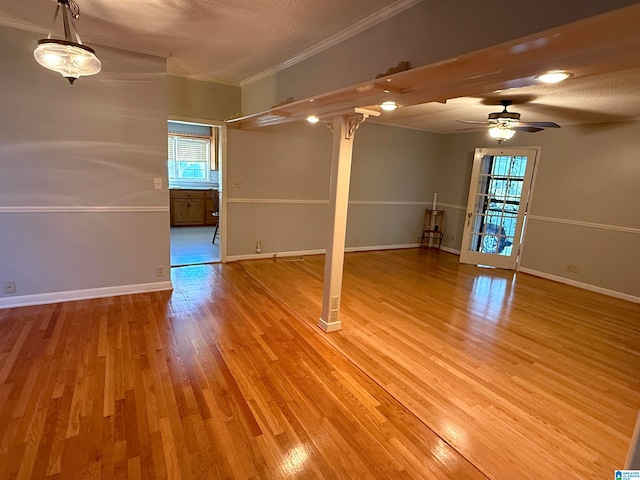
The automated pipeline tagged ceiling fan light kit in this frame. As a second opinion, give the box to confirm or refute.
[34,0,101,84]
[535,71,573,84]
[457,99,561,142]
[488,126,516,142]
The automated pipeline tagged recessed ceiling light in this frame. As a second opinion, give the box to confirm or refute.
[380,101,398,111]
[306,115,319,124]
[535,71,573,84]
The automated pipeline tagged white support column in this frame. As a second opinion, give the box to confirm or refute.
[318,114,365,333]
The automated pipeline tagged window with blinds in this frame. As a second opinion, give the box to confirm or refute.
[167,135,211,181]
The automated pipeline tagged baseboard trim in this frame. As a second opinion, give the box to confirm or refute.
[317,317,343,333]
[440,246,461,255]
[227,243,420,262]
[346,243,420,253]
[228,249,325,262]
[0,281,174,309]
[518,267,640,304]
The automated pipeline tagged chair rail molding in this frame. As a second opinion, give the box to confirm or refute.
[0,206,169,213]
[527,215,640,235]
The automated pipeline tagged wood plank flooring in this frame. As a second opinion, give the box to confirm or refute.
[0,255,488,479]
[240,249,640,480]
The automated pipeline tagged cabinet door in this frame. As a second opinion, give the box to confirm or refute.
[188,198,205,225]
[172,198,190,226]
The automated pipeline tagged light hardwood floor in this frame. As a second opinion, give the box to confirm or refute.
[241,249,640,479]
[0,249,638,479]
[0,253,484,479]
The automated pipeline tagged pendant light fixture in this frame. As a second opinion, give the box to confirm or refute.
[33,0,101,84]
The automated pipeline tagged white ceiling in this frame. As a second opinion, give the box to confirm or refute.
[1,0,639,132]
[0,0,405,84]
[375,67,640,134]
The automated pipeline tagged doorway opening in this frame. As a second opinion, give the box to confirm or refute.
[167,120,222,266]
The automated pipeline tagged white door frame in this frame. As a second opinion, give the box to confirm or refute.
[460,146,540,270]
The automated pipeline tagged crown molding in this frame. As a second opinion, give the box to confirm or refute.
[240,0,423,87]
[167,72,239,87]
[0,17,48,35]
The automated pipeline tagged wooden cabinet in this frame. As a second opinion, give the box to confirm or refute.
[170,189,214,226]
[170,189,220,226]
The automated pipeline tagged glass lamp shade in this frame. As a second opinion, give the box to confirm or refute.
[488,126,516,141]
[34,39,101,83]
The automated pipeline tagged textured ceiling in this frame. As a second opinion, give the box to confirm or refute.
[2,0,639,132]
[375,67,640,134]
[0,0,403,83]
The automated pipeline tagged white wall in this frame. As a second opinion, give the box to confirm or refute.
[225,121,442,259]
[440,121,640,299]
[0,25,171,307]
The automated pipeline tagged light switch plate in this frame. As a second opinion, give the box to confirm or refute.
[153,177,163,190]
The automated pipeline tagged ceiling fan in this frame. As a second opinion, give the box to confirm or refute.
[457,100,560,141]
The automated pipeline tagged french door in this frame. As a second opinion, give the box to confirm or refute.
[459,147,539,269]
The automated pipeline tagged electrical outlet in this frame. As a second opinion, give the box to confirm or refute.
[153,177,162,190]
[566,264,580,274]
[232,179,241,188]
[156,265,165,277]
[331,295,339,310]
[3,281,16,294]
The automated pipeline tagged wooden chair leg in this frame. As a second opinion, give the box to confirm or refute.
[212,223,219,244]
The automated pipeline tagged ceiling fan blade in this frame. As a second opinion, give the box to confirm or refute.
[517,121,560,128]
[456,126,487,131]
[513,126,544,133]
[456,120,488,125]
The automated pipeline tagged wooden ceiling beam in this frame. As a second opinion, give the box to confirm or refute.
[227,4,640,129]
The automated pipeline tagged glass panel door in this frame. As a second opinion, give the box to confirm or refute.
[460,148,538,269]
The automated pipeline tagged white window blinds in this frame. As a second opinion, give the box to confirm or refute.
[167,136,210,181]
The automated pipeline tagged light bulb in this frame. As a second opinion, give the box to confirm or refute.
[488,126,516,141]
[380,101,398,111]
[535,71,572,84]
